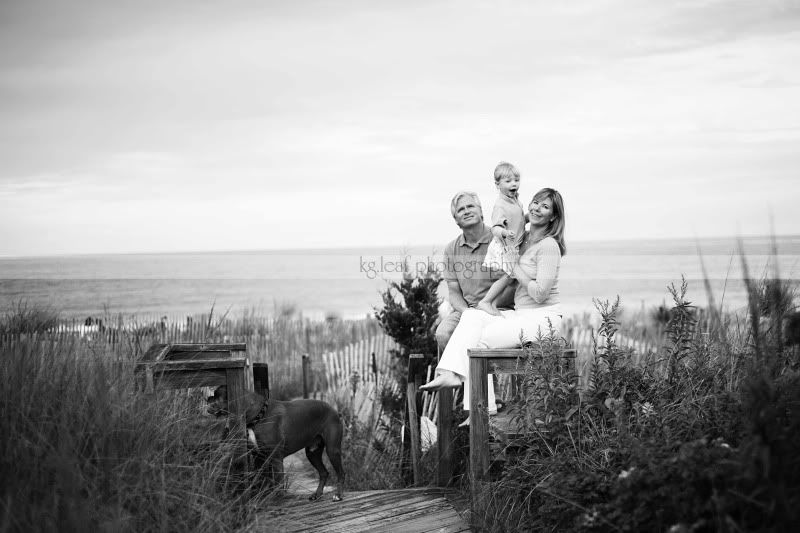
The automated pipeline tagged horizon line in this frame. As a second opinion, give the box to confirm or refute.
[1,232,798,260]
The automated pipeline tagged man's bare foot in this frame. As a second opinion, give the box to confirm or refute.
[476,300,501,316]
[419,370,462,391]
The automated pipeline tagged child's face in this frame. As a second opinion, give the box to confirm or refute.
[496,174,520,198]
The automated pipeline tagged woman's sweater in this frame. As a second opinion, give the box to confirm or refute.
[513,236,561,308]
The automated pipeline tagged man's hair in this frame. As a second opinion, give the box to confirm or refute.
[530,187,567,256]
[450,191,482,217]
[494,161,520,183]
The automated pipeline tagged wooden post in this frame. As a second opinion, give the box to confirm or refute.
[469,351,490,502]
[437,389,453,487]
[302,354,310,399]
[253,362,269,398]
[226,366,248,437]
[406,354,424,486]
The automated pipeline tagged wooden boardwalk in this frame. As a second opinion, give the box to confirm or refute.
[246,488,471,532]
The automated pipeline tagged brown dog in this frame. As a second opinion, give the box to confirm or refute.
[208,386,345,501]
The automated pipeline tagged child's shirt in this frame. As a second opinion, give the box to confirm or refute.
[490,193,526,246]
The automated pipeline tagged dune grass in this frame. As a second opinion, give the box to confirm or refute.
[0,337,275,532]
[0,308,403,532]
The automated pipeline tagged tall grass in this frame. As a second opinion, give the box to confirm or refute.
[0,305,403,531]
[474,271,800,532]
[0,300,60,335]
[0,337,272,533]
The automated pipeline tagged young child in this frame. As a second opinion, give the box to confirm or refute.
[479,161,527,316]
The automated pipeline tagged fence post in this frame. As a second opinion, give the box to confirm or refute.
[302,354,310,399]
[406,354,425,486]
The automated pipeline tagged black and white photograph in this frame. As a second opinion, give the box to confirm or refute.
[1,1,799,531]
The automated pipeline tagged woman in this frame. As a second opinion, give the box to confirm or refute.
[420,188,566,418]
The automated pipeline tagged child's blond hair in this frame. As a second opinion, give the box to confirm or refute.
[494,161,520,183]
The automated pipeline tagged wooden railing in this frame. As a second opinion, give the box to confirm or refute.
[432,347,577,495]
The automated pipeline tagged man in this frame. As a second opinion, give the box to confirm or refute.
[436,191,514,351]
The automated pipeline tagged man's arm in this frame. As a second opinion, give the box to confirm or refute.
[447,280,469,313]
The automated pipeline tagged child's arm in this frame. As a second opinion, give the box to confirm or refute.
[491,225,516,241]
[477,275,512,316]
[491,203,516,241]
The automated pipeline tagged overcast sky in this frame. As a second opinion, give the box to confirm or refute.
[1,0,798,257]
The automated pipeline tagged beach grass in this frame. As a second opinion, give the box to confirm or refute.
[0,307,403,531]
[0,336,265,532]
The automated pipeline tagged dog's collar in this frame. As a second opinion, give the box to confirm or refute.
[249,396,270,426]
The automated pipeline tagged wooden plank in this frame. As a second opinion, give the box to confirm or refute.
[330,499,460,533]
[167,343,246,352]
[225,366,250,469]
[136,358,248,372]
[164,350,237,361]
[469,354,489,496]
[271,493,431,528]
[261,490,469,533]
[369,508,469,533]
[140,343,170,362]
[152,369,226,390]
[468,347,576,358]
[287,494,445,531]
[437,387,453,487]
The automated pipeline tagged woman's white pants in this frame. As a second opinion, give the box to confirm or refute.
[436,306,562,410]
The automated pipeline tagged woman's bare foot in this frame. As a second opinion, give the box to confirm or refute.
[476,300,501,316]
[419,370,462,391]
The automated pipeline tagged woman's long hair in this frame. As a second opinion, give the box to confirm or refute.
[531,188,566,256]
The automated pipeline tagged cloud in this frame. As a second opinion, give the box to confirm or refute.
[1,0,799,255]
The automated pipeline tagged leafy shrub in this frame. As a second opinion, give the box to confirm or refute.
[375,259,442,379]
[477,279,800,532]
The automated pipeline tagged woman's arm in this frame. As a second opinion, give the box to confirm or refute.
[511,238,561,302]
[525,239,561,303]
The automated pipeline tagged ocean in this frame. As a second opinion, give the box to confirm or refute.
[1,235,798,322]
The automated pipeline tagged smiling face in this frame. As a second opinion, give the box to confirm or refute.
[496,174,520,198]
[528,195,555,227]
[452,195,483,229]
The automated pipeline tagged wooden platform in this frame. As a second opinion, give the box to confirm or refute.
[247,488,471,532]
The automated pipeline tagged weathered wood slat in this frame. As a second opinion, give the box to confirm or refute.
[468,347,576,358]
[137,358,248,371]
[150,370,227,389]
[293,495,446,532]
[369,508,469,533]
[167,343,247,352]
[254,489,469,533]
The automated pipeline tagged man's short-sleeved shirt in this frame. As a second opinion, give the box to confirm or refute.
[443,224,506,307]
